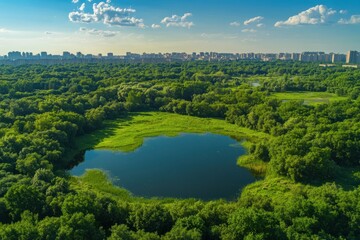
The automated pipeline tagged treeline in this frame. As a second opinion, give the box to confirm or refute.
[0,62,359,239]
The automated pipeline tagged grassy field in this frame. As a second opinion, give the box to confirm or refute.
[76,112,268,152]
[271,91,348,105]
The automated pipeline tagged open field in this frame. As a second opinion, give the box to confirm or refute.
[271,91,348,105]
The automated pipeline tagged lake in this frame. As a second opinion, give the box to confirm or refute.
[71,133,256,200]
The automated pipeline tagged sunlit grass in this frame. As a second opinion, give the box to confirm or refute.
[271,91,348,105]
[76,111,268,152]
[70,169,133,200]
[238,155,268,177]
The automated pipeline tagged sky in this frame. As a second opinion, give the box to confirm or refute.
[0,0,359,55]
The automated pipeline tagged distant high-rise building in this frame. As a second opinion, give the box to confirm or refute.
[63,51,72,59]
[247,53,255,59]
[291,53,300,61]
[76,52,83,58]
[300,52,326,62]
[300,53,310,62]
[40,52,48,58]
[346,51,358,64]
[8,51,22,60]
[331,53,346,63]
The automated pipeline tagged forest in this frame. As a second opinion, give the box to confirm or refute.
[0,61,359,239]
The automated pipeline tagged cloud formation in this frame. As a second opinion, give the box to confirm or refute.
[79,27,118,37]
[244,16,264,25]
[242,29,257,33]
[339,10,348,15]
[72,0,79,3]
[79,3,86,11]
[151,24,161,29]
[69,1,144,27]
[274,5,336,27]
[338,15,360,24]
[161,13,194,28]
[230,21,241,27]
[0,28,11,33]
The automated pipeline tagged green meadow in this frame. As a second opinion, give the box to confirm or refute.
[76,111,268,152]
[271,91,348,105]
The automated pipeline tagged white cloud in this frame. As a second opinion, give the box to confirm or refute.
[339,10,348,15]
[72,0,79,3]
[69,1,144,27]
[242,29,257,33]
[275,5,336,27]
[0,28,11,33]
[256,23,264,28]
[338,15,360,24]
[230,21,241,27]
[328,9,337,16]
[151,24,161,29]
[161,13,194,28]
[244,16,264,25]
[79,27,118,37]
[79,3,86,11]
[69,12,96,23]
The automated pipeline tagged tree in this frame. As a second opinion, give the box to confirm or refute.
[4,184,45,220]
[0,211,39,240]
[129,203,173,234]
[37,217,61,240]
[222,208,284,240]
[16,153,53,177]
[58,212,105,240]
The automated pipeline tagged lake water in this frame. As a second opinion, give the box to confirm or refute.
[71,133,256,200]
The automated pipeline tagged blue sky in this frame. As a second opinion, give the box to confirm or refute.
[0,0,359,55]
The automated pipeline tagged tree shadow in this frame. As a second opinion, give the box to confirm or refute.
[66,113,137,169]
[305,166,360,191]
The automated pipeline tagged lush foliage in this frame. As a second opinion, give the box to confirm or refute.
[0,61,359,239]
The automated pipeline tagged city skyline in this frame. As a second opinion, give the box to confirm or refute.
[2,50,359,66]
[0,0,359,55]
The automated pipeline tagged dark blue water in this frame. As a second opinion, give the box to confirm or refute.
[71,133,256,200]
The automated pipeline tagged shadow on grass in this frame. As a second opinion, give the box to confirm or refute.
[66,113,136,169]
[305,166,360,191]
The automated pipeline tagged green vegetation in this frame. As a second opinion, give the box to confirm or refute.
[0,61,359,239]
[271,91,348,105]
[71,170,132,201]
[76,111,267,151]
